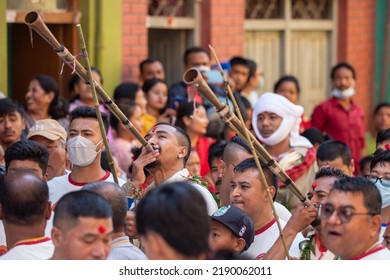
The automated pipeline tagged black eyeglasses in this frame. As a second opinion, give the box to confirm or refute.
[365,175,390,187]
[320,203,378,223]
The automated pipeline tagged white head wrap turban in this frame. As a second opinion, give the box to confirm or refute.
[252,92,312,148]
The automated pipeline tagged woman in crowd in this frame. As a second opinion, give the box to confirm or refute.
[113,82,147,135]
[175,101,215,176]
[109,101,143,176]
[68,67,104,112]
[274,75,311,133]
[141,78,175,133]
[25,74,69,130]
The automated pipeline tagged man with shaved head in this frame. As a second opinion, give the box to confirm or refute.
[83,181,147,260]
[0,172,53,259]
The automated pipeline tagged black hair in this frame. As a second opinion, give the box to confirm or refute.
[139,58,161,74]
[301,128,331,147]
[360,155,373,174]
[70,106,109,135]
[234,157,275,188]
[273,75,301,94]
[142,78,168,94]
[373,102,390,116]
[370,150,390,171]
[100,150,110,172]
[175,101,202,131]
[109,101,138,131]
[229,56,249,69]
[53,190,112,229]
[0,172,49,226]
[33,75,69,120]
[230,135,251,154]
[376,128,390,146]
[136,181,210,257]
[5,140,49,175]
[331,177,381,215]
[0,98,25,118]
[246,59,257,78]
[330,62,356,80]
[315,166,348,180]
[113,82,140,103]
[317,140,352,166]
[153,122,192,165]
[183,46,208,66]
[68,67,103,100]
[207,141,227,169]
[142,78,169,113]
[83,181,127,233]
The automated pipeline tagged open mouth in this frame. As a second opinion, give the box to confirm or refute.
[327,230,342,238]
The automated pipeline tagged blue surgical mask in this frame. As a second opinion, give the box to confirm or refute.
[374,181,390,209]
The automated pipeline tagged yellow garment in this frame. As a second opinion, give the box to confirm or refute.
[141,113,157,135]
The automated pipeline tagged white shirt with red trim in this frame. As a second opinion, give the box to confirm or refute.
[0,237,54,260]
[241,218,305,260]
[354,244,390,260]
[48,170,126,206]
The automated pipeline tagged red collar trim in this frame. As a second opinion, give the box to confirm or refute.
[352,245,386,260]
[255,218,276,235]
[14,237,51,247]
[314,232,327,253]
[68,170,110,186]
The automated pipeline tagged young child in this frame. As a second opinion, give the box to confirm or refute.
[209,205,254,254]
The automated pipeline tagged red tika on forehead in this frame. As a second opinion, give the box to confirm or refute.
[98,226,106,234]
[152,125,157,132]
[311,181,317,190]
[385,144,390,151]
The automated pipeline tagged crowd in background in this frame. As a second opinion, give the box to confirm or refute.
[0,46,390,260]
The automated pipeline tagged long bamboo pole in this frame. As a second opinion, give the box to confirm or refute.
[76,24,118,184]
[25,11,153,153]
[208,45,290,259]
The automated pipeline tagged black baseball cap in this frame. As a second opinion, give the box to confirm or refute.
[211,205,254,251]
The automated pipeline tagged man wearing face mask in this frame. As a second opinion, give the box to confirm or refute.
[311,62,365,175]
[48,106,126,207]
[367,150,390,241]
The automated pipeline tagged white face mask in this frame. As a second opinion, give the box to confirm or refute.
[331,87,355,99]
[67,136,102,167]
[194,65,211,73]
[374,181,390,209]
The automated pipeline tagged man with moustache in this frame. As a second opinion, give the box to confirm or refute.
[321,177,390,259]
[263,167,347,260]
[0,98,26,153]
[229,157,307,259]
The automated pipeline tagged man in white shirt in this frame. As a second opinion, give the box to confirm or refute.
[48,106,125,207]
[230,157,305,259]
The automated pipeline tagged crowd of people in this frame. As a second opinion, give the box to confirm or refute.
[0,46,390,260]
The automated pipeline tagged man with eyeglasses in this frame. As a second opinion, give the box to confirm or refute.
[367,150,390,241]
[263,167,346,260]
[321,177,390,259]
